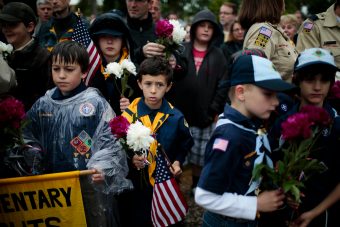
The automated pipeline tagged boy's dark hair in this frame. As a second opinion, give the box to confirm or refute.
[50,41,89,73]
[293,65,336,86]
[138,57,173,84]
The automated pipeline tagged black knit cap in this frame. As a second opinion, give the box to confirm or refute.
[0,2,36,25]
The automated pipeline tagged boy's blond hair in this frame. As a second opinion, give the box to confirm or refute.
[280,14,298,28]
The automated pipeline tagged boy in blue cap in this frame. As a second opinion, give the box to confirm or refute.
[195,54,295,226]
[270,48,340,227]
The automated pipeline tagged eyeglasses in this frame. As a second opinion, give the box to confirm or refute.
[127,0,148,3]
[219,12,233,15]
[232,28,244,33]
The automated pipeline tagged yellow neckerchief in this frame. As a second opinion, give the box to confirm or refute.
[101,47,129,80]
[47,27,74,52]
[122,97,171,186]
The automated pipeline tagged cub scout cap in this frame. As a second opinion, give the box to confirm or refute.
[0,2,36,25]
[230,55,295,92]
[294,48,338,72]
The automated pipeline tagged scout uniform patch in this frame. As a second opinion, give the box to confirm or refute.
[254,26,272,48]
[79,102,95,116]
[212,138,229,152]
[302,22,314,33]
[71,130,92,169]
[70,130,92,155]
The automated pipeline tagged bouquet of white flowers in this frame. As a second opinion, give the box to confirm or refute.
[0,41,13,60]
[104,59,137,97]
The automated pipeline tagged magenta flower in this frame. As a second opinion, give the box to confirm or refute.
[155,19,173,38]
[109,116,130,139]
[281,113,312,140]
[329,81,340,99]
[0,97,26,129]
[300,105,331,127]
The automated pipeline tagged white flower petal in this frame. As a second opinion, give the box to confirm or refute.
[105,62,123,78]
[126,121,155,152]
[121,59,137,75]
[169,19,186,44]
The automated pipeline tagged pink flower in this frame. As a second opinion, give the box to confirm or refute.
[155,19,173,38]
[281,113,312,140]
[300,105,331,127]
[109,116,130,139]
[329,81,340,99]
[0,97,26,129]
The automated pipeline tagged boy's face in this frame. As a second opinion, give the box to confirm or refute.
[52,57,86,96]
[242,85,279,120]
[138,74,171,109]
[195,21,214,44]
[299,74,331,107]
[98,36,123,61]
[1,22,34,49]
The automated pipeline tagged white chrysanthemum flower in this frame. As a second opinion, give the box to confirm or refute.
[126,121,155,152]
[169,19,186,44]
[105,62,123,78]
[0,41,13,54]
[121,59,137,75]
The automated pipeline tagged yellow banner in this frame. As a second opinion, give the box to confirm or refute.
[0,171,87,226]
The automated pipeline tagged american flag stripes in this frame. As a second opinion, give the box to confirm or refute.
[72,17,101,86]
[151,153,188,227]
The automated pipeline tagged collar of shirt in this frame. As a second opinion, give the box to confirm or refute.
[137,97,174,118]
[52,82,87,100]
[222,104,263,131]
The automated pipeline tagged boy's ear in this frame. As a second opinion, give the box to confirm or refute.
[165,82,173,92]
[81,72,87,80]
[137,79,143,90]
[26,22,35,34]
[235,85,246,101]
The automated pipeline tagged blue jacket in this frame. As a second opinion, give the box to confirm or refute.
[198,104,265,195]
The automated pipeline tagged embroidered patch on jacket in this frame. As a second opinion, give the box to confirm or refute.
[302,22,313,33]
[212,138,229,152]
[79,102,95,116]
[254,27,272,48]
[70,130,92,155]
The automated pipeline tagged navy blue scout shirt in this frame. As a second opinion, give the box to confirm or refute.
[198,104,263,195]
[137,98,193,164]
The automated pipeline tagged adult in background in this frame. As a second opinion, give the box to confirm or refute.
[149,0,161,23]
[37,0,89,51]
[220,20,245,66]
[219,2,237,43]
[296,0,340,80]
[239,0,298,82]
[34,0,53,36]
[125,0,162,64]
[280,14,299,45]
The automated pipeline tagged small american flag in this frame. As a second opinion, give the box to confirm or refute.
[72,17,101,86]
[151,153,188,227]
[259,26,272,38]
[213,138,229,152]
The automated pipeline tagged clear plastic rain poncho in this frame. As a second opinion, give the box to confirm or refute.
[23,87,133,194]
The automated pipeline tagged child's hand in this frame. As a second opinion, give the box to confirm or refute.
[91,169,105,183]
[143,42,165,58]
[170,161,182,176]
[291,210,316,227]
[120,97,130,112]
[286,195,300,210]
[132,154,145,170]
[257,189,285,212]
